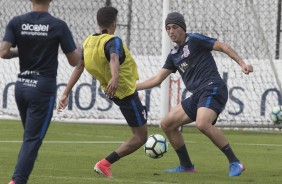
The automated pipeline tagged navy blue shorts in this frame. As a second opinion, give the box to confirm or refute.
[181,84,228,125]
[111,91,147,127]
[15,75,56,139]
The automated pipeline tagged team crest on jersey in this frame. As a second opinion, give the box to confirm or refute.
[181,45,190,58]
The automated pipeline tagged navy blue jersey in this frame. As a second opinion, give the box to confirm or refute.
[3,12,76,77]
[163,33,224,93]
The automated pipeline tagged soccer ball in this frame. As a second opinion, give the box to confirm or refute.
[144,134,168,159]
[270,106,282,124]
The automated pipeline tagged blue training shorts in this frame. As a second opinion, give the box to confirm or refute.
[111,91,147,127]
[181,84,228,125]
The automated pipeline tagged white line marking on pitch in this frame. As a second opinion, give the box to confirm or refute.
[0,141,124,144]
[234,143,282,147]
[34,175,156,184]
[0,140,282,147]
[184,141,282,147]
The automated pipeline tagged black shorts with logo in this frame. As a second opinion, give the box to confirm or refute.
[111,91,147,127]
[181,84,228,125]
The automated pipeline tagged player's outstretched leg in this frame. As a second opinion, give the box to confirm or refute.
[94,159,113,178]
[229,162,245,176]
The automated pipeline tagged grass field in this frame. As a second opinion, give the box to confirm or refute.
[1,119,282,184]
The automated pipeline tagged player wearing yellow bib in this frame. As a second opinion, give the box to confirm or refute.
[83,33,138,99]
[57,6,148,178]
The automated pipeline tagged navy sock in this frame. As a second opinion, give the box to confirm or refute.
[221,144,239,163]
[176,144,193,168]
[105,151,120,164]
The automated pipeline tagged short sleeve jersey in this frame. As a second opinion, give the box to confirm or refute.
[104,37,126,64]
[2,12,76,77]
[163,33,224,93]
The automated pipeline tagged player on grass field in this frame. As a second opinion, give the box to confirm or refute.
[137,12,253,176]
[57,6,148,178]
[0,0,80,183]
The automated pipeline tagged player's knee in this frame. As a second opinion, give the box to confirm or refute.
[160,123,165,132]
[135,131,148,145]
[160,119,173,132]
[137,136,147,146]
[141,132,148,144]
[195,121,209,132]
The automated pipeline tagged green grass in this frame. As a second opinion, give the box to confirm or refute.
[1,119,282,184]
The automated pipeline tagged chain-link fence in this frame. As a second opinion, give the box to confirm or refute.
[0,0,281,128]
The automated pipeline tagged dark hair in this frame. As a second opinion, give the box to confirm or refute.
[97,6,118,29]
[31,0,52,3]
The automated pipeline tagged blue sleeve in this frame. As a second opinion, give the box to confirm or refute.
[3,17,17,46]
[59,21,76,53]
[81,48,84,61]
[162,53,177,73]
[188,33,216,51]
[104,37,125,64]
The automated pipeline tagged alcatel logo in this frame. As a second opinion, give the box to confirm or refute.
[21,23,49,32]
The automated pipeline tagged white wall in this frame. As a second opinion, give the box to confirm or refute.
[0,55,281,127]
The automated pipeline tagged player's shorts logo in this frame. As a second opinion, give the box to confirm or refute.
[142,109,147,120]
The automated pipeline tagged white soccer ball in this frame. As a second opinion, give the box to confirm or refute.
[270,106,282,124]
[144,134,168,159]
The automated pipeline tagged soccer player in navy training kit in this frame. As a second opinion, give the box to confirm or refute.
[137,12,253,176]
[58,6,148,178]
[0,0,80,183]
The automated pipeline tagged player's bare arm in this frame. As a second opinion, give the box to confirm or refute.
[106,53,120,98]
[0,41,18,59]
[65,45,82,67]
[58,59,85,112]
[213,41,253,75]
[137,68,172,91]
